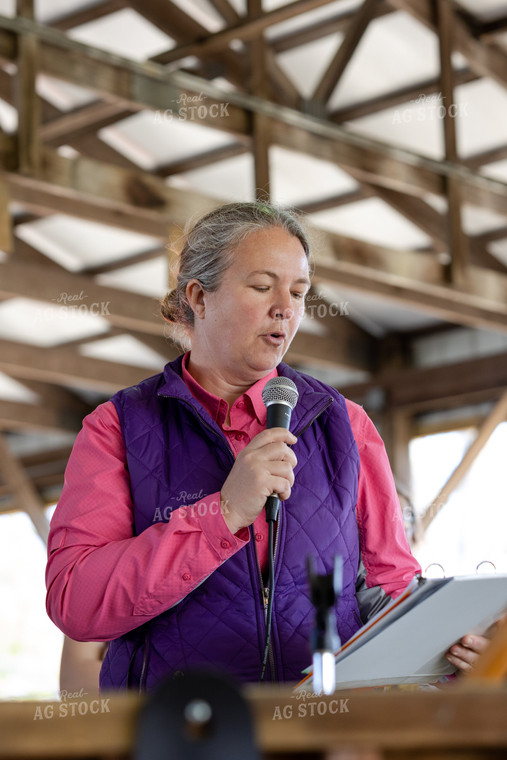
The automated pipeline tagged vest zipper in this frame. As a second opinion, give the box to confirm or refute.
[293,397,333,439]
[254,503,282,682]
[161,389,334,680]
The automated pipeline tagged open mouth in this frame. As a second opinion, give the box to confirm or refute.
[262,332,286,345]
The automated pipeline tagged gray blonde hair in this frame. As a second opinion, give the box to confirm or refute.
[160,201,311,343]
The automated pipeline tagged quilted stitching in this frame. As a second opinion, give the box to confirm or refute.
[100,358,361,689]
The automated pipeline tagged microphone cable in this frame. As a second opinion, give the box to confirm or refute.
[259,517,275,682]
[259,376,299,683]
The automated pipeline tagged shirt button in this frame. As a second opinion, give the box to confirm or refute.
[221,540,230,549]
[255,533,263,542]
[182,573,191,581]
[234,432,244,441]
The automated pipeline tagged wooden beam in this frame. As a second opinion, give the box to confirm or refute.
[207,0,241,26]
[12,234,65,270]
[0,398,85,434]
[40,101,138,145]
[68,132,143,172]
[382,408,413,492]
[6,147,220,236]
[389,353,507,410]
[339,352,507,416]
[154,143,248,178]
[1,256,376,375]
[464,144,507,171]
[421,389,507,532]
[6,186,507,340]
[475,225,507,247]
[130,0,248,86]
[0,177,12,252]
[7,171,170,237]
[360,182,507,274]
[0,66,14,103]
[311,0,377,104]
[2,14,506,216]
[49,0,127,31]
[296,188,372,214]
[286,330,370,372]
[150,0,350,64]
[0,338,155,393]
[107,327,180,362]
[81,245,166,276]
[270,119,444,198]
[37,146,218,225]
[477,15,507,40]
[437,0,467,286]
[390,0,507,89]
[412,406,496,438]
[272,1,393,53]
[0,431,50,543]
[313,232,507,333]
[248,0,271,200]
[15,0,40,174]
[330,68,479,123]
[0,24,16,61]
[2,686,507,756]
[0,258,174,336]
[35,27,248,133]
[19,443,74,468]
[299,286,377,370]
[263,47,302,109]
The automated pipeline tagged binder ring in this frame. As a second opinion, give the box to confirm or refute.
[475,560,497,574]
[424,562,446,578]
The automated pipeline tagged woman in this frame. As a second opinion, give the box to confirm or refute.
[46,202,486,690]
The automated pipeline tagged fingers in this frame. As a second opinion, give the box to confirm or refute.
[266,462,296,501]
[240,431,297,475]
[219,428,299,533]
[247,427,297,451]
[446,634,490,673]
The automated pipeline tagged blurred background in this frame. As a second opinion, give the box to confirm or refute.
[0,0,506,698]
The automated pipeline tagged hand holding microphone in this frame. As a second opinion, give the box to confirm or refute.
[220,378,299,534]
[262,377,299,522]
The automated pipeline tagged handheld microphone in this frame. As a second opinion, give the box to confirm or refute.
[261,377,299,522]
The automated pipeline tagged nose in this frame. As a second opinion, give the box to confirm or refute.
[270,291,294,321]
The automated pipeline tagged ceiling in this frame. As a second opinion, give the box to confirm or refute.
[1,0,507,534]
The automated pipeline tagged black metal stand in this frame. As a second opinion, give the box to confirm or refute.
[307,555,342,694]
[135,670,259,760]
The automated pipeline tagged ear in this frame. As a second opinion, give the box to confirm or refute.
[185,279,206,319]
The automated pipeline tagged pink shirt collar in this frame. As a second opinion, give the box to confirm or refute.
[181,351,277,427]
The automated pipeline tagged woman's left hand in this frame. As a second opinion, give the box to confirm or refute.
[445,634,490,673]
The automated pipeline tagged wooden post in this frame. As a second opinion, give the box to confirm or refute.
[436,0,468,286]
[0,177,12,252]
[248,0,271,200]
[0,432,50,544]
[421,389,507,532]
[15,0,41,175]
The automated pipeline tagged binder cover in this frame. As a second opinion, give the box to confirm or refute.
[295,573,507,692]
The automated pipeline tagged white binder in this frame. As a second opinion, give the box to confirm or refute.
[296,573,507,692]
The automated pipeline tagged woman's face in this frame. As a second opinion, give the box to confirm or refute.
[192,226,310,380]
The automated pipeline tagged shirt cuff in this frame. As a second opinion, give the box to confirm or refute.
[190,492,250,558]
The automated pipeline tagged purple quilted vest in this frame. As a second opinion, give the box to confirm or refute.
[100,357,361,690]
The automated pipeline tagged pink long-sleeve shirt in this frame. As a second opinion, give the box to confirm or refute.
[46,356,420,642]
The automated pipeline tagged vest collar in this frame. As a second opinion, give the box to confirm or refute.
[157,355,335,436]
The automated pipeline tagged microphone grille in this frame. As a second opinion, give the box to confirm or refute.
[262,377,299,409]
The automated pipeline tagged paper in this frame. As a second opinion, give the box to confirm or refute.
[295,573,507,692]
